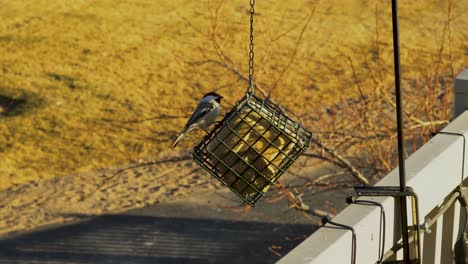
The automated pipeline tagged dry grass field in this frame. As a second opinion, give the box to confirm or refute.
[0,0,466,189]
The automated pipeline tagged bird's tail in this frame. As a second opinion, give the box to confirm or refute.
[172,131,186,148]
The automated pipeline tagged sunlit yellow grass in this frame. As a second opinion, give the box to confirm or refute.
[0,0,466,189]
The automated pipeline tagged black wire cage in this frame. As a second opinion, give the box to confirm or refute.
[193,94,312,206]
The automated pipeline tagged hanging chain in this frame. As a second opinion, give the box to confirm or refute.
[248,0,255,95]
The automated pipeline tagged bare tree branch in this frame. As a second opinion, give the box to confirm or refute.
[306,139,369,185]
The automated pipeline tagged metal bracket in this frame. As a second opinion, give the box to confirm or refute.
[436,132,466,183]
[352,186,421,264]
[322,215,356,264]
[347,196,386,263]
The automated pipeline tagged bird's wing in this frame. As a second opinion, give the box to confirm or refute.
[183,101,215,130]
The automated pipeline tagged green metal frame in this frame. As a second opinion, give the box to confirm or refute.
[193,94,312,206]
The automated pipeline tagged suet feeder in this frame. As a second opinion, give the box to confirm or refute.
[193,0,311,206]
[193,94,312,206]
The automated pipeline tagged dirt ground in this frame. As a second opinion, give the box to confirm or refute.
[0,149,223,236]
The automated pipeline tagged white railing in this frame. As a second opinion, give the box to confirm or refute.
[279,68,468,264]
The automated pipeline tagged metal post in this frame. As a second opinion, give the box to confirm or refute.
[454,69,468,119]
[391,0,411,262]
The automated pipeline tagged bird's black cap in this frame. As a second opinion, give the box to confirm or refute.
[203,91,222,98]
[203,91,223,102]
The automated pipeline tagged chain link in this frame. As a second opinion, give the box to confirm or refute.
[248,0,255,94]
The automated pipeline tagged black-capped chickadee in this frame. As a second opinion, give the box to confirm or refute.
[172,92,223,148]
